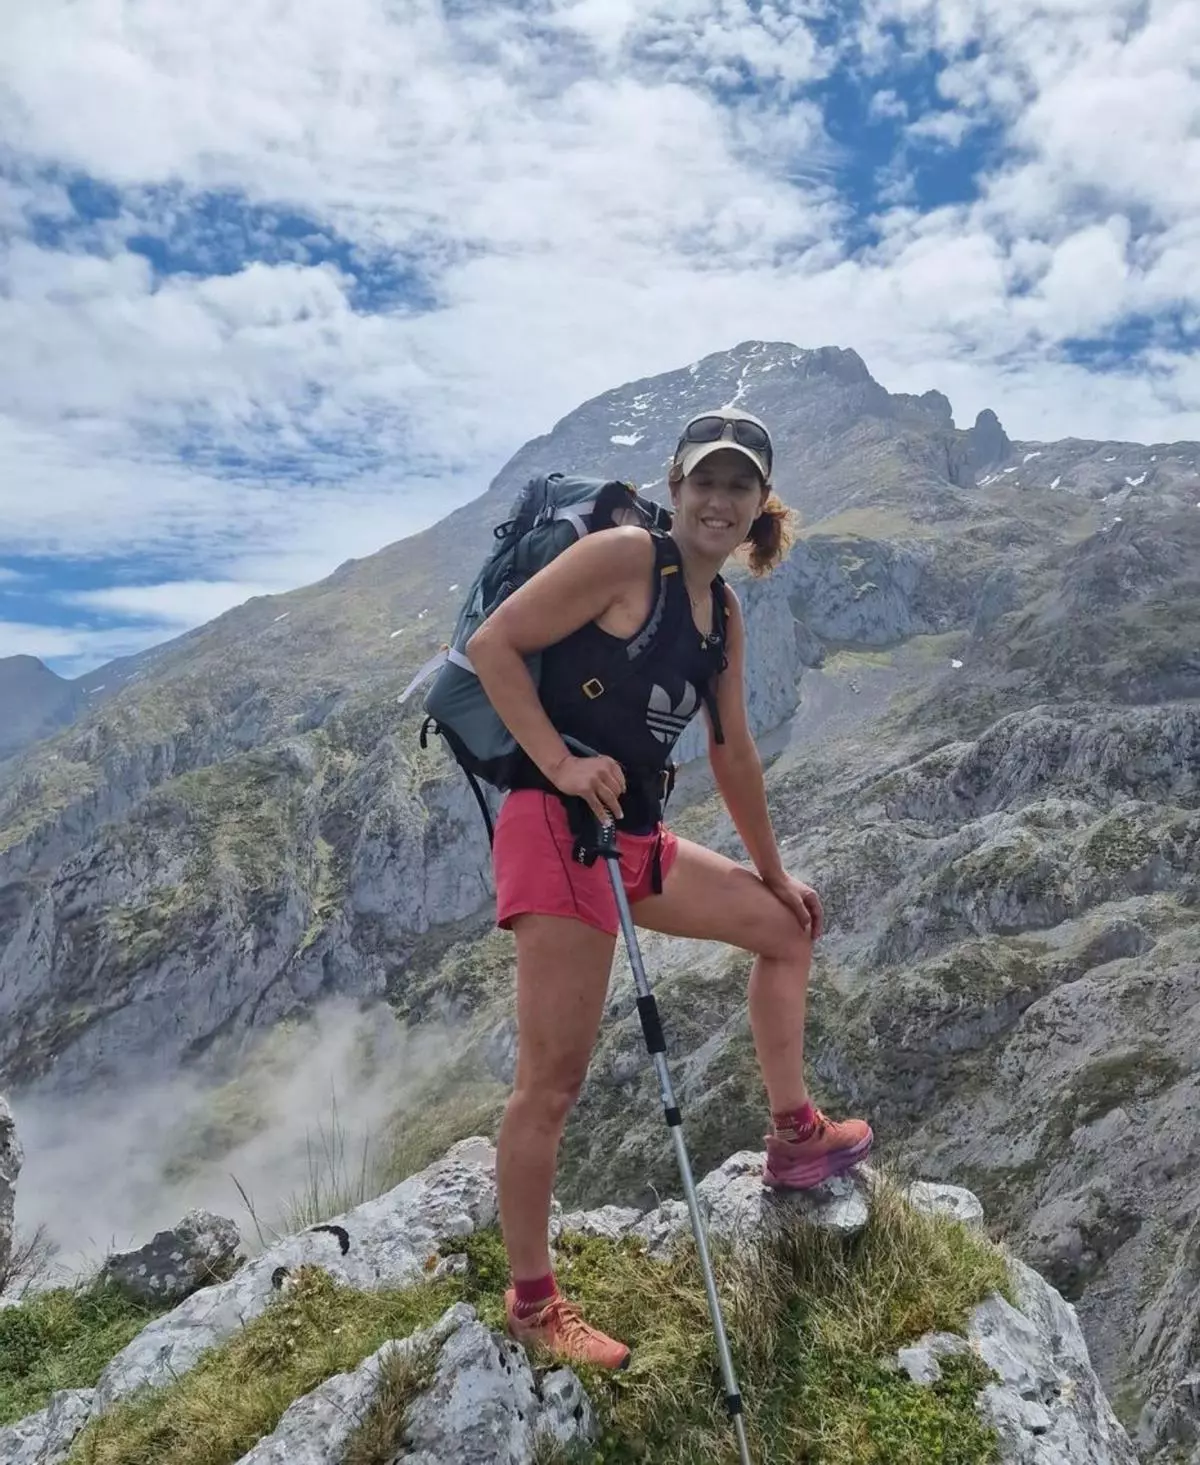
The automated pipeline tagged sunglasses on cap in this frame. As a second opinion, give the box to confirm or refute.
[674,413,774,477]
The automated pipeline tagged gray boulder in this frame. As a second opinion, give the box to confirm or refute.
[230,1306,469,1464]
[99,1208,244,1306]
[896,1332,970,1385]
[399,1310,595,1464]
[0,1388,96,1465]
[903,1179,986,1230]
[552,1148,871,1261]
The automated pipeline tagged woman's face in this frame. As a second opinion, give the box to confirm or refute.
[671,449,766,558]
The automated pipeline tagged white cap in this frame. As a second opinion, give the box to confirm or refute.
[671,408,773,484]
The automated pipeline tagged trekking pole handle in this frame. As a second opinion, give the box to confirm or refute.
[560,736,619,856]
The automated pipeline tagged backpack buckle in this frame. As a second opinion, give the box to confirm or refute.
[581,677,604,699]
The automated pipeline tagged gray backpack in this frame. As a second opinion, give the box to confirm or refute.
[399,473,673,839]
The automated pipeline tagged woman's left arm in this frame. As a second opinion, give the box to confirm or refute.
[706,585,824,937]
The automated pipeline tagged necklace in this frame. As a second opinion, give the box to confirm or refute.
[687,582,716,644]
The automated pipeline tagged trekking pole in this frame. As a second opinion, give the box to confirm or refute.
[599,815,752,1464]
[562,745,752,1464]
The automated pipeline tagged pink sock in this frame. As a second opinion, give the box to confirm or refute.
[772,1101,817,1142]
[513,1272,558,1317]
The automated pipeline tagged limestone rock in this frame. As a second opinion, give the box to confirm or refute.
[99,1208,244,1306]
[0,1388,96,1465]
[689,1150,870,1246]
[551,1204,643,1243]
[91,1136,497,1411]
[904,1180,986,1230]
[968,408,1012,472]
[431,1252,469,1280]
[399,1313,596,1464]
[560,1150,871,1261]
[896,1331,970,1384]
[969,1258,1139,1464]
[230,1305,479,1465]
[0,1092,20,1283]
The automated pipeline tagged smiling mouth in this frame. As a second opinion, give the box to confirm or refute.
[701,517,733,530]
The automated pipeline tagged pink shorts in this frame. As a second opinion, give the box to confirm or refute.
[493,789,679,937]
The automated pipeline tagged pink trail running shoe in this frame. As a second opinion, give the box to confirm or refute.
[505,1289,632,1371]
[762,1110,874,1190]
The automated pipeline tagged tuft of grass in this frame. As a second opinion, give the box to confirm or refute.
[229,1092,382,1253]
[273,1091,378,1238]
[53,1170,1009,1465]
[341,1337,440,1465]
[0,1278,166,1427]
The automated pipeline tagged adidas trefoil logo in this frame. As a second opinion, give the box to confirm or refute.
[647,683,698,743]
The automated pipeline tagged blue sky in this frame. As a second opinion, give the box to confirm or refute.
[2,0,1198,676]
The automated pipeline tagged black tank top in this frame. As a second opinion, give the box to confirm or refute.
[512,532,728,831]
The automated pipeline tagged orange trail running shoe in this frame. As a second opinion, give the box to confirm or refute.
[505,1288,631,1370]
[762,1109,873,1190]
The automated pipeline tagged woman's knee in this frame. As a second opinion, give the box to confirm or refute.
[752,901,814,965]
[509,1072,585,1130]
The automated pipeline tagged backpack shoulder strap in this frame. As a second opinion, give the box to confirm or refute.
[698,573,731,746]
[621,528,686,665]
[711,573,731,665]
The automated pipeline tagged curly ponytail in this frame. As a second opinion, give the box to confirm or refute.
[742,493,796,576]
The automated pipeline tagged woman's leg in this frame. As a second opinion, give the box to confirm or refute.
[632,835,814,1114]
[496,911,616,1283]
[496,908,633,1368]
[632,834,872,1182]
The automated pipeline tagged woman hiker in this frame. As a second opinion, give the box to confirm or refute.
[465,407,873,1370]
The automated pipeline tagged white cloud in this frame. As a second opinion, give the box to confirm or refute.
[868,88,909,122]
[905,108,976,147]
[0,619,161,669]
[862,0,1200,235]
[0,0,1197,668]
[63,579,281,627]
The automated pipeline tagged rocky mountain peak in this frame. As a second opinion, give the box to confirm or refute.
[967,407,1013,471]
[0,654,79,762]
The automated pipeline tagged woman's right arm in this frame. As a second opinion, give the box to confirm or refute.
[465,526,653,822]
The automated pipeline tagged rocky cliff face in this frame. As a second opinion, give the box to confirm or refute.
[3,338,1198,1456]
[0,1092,19,1283]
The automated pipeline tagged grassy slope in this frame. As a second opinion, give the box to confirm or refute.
[0,1178,1014,1465]
[0,1282,167,1427]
